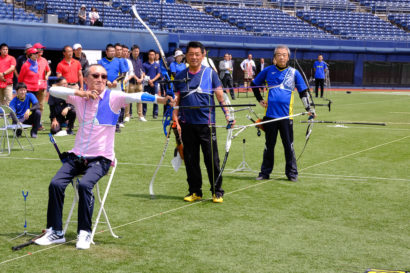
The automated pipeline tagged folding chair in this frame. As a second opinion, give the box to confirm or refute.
[0,105,34,153]
[64,158,119,244]
[0,105,11,155]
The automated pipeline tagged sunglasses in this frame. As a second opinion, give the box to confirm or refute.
[91,73,107,80]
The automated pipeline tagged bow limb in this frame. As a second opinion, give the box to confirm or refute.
[132,5,175,137]
[293,49,316,161]
[131,5,168,70]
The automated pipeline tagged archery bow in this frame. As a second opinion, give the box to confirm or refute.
[293,49,316,161]
[213,93,235,192]
[131,5,177,198]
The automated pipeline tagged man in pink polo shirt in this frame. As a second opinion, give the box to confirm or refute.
[0,43,16,106]
[35,64,172,250]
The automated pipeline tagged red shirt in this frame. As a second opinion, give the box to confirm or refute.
[18,61,40,92]
[37,56,50,89]
[0,54,16,88]
[56,59,82,84]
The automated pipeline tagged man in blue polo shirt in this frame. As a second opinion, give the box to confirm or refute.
[142,50,161,119]
[9,82,41,138]
[313,54,328,98]
[251,45,316,182]
[98,43,127,132]
[173,41,234,203]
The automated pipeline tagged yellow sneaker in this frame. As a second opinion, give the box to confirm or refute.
[184,193,202,202]
[212,194,223,203]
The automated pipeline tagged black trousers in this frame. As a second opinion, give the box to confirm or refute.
[19,109,41,135]
[221,73,235,100]
[259,118,298,180]
[47,154,111,233]
[315,78,325,98]
[180,123,224,196]
[50,109,76,134]
[143,85,158,117]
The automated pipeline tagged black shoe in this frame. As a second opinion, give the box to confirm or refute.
[256,176,268,181]
[153,115,158,119]
[115,127,121,133]
[67,129,74,135]
[31,132,38,138]
[288,177,298,182]
[16,129,22,137]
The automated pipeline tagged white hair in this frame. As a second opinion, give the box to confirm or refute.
[274,45,291,57]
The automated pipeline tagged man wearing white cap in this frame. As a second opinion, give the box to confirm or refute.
[73,43,89,74]
[170,50,186,78]
[15,43,32,77]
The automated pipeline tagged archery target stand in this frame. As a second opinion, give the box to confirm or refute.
[10,191,39,241]
[230,139,256,173]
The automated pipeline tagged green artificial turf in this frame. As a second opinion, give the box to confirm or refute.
[0,90,409,273]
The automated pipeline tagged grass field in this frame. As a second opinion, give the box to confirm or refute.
[0,90,409,273]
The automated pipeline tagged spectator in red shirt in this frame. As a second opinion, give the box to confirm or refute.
[18,47,40,93]
[0,43,16,106]
[33,42,51,115]
[56,45,83,89]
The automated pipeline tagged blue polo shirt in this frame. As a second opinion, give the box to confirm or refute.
[98,57,126,82]
[9,93,38,120]
[313,61,327,79]
[142,61,161,83]
[170,62,186,75]
[174,66,222,124]
[253,65,307,119]
[119,58,129,74]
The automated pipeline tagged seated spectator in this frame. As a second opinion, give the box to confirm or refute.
[48,77,76,136]
[9,82,41,138]
[78,5,87,25]
[89,7,102,26]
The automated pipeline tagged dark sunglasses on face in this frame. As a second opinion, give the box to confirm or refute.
[91,73,107,80]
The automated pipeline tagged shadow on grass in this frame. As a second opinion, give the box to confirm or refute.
[222,174,259,181]
[124,193,181,200]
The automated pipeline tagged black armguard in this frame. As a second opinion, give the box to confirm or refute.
[251,81,263,102]
[298,89,311,111]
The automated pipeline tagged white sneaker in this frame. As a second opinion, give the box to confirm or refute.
[55,130,68,136]
[76,230,91,250]
[124,117,130,122]
[34,228,66,246]
[119,123,125,128]
[139,116,147,122]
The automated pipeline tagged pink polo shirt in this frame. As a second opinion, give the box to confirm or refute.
[67,89,126,161]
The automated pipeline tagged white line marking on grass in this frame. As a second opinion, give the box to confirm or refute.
[389,112,410,114]
[300,135,410,171]
[299,172,410,182]
[325,125,410,131]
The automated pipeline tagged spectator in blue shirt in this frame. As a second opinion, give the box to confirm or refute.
[142,50,161,119]
[9,82,41,138]
[313,54,328,98]
[98,44,127,132]
[170,50,186,78]
[127,44,146,121]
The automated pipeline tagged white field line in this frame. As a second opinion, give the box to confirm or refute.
[0,135,408,265]
[325,125,410,131]
[299,135,410,171]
